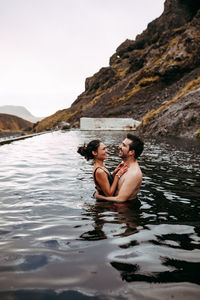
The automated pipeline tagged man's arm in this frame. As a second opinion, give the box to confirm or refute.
[95,172,141,202]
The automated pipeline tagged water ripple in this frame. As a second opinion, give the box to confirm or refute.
[0,131,200,294]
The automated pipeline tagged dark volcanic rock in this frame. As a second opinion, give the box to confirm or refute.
[34,0,200,137]
[143,88,200,137]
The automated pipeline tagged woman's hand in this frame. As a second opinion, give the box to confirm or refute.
[116,164,128,177]
[112,162,124,176]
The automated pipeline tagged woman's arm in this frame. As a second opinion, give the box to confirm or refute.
[95,165,128,196]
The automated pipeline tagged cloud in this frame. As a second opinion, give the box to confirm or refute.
[0,0,165,116]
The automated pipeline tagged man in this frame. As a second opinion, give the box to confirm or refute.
[95,133,144,203]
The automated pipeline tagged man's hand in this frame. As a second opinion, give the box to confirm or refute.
[94,190,99,199]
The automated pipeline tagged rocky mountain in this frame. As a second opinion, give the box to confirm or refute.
[33,0,200,138]
[0,113,33,135]
[0,105,43,123]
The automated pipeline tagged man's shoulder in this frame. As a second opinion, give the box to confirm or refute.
[128,163,141,173]
[126,164,142,180]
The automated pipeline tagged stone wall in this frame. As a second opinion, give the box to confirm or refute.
[80,118,141,131]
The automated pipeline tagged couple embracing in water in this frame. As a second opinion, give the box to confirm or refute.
[78,133,144,205]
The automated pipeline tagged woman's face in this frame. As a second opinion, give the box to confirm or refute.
[96,142,108,160]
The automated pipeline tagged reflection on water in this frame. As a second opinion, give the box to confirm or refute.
[0,130,200,299]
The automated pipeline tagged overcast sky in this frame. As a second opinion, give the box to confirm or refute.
[0,0,165,117]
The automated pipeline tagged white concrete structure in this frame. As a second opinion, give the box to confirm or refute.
[80,117,141,131]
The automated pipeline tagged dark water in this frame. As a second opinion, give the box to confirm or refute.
[0,130,200,300]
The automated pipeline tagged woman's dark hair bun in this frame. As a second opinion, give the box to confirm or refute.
[77,145,87,157]
[77,140,101,161]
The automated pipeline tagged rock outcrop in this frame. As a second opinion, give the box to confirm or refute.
[33,0,200,137]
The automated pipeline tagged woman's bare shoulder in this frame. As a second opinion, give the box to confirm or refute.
[95,167,107,175]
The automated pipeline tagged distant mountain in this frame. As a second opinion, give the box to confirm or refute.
[0,105,43,123]
[0,113,33,132]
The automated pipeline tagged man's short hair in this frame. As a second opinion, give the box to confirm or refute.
[127,133,144,159]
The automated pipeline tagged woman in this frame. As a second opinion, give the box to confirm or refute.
[77,139,128,196]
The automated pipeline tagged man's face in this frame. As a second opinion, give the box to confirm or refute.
[119,138,132,159]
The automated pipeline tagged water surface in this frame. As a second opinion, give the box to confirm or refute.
[0,130,200,299]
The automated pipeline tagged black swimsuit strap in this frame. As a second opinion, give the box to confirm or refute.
[94,167,110,176]
[93,167,111,189]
